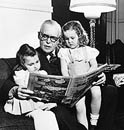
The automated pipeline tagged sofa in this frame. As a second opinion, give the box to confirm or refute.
[0,57,123,130]
[0,58,35,130]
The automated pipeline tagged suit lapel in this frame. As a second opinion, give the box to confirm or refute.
[36,47,52,74]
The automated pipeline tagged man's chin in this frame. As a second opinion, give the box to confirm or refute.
[43,48,53,53]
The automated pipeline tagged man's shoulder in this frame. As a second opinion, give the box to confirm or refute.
[36,47,41,53]
[36,47,46,56]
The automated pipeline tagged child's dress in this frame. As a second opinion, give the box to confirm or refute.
[58,46,99,129]
[4,69,49,115]
[58,46,99,76]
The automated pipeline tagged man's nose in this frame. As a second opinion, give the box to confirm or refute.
[46,37,51,44]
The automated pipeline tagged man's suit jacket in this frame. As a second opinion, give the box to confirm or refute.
[36,47,61,75]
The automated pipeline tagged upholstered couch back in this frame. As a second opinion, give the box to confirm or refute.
[0,58,16,102]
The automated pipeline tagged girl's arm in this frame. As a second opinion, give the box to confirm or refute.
[60,58,69,76]
[88,58,98,72]
[89,59,106,85]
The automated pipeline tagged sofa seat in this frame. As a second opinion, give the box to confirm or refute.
[0,103,34,130]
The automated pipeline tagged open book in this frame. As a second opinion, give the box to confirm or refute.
[27,64,108,107]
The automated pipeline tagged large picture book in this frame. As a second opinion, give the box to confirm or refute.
[27,64,108,107]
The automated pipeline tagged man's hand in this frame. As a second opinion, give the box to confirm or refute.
[92,72,106,86]
[17,87,34,99]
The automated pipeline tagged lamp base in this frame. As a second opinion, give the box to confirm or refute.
[89,19,96,48]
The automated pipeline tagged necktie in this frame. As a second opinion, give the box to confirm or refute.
[49,53,57,63]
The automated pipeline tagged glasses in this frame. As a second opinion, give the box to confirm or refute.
[38,32,60,42]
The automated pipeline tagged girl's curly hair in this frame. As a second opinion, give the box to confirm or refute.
[62,20,89,47]
[15,44,37,70]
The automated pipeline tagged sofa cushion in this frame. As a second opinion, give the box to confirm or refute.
[0,103,34,130]
[0,58,16,91]
[0,58,17,103]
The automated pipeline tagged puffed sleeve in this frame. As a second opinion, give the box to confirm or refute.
[58,48,70,63]
[58,48,65,59]
[86,46,99,60]
[13,70,29,88]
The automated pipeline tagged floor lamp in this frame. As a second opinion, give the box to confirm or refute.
[69,0,116,48]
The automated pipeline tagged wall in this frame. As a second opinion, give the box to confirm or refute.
[0,0,52,58]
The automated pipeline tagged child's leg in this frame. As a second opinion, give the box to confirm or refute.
[76,96,88,129]
[27,109,59,130]
[90,85,101,126]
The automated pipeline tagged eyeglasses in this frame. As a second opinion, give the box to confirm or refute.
[38,32,60,42]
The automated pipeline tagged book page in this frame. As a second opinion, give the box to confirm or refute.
[27,74,71,103]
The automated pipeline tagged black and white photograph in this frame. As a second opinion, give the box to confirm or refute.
[0,0,124,130]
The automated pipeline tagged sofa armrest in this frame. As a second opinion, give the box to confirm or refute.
[0,58,16,103]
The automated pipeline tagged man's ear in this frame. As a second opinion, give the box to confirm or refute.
[38,32,40,40]
[58,37,62,43]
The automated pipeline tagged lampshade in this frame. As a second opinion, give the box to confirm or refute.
[70,0,116,19]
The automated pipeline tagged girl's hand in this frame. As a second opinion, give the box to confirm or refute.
[92,72,106,86]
